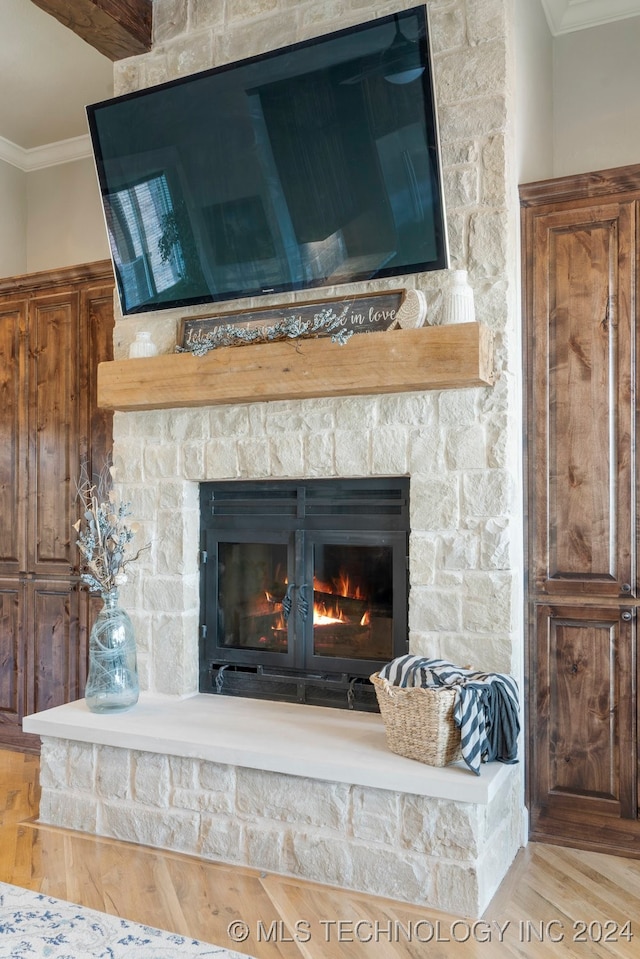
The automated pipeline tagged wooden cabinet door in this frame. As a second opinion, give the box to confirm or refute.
[522,168,640,856]
[0,299,28,748]
[0,299,27,578]
[529,603,640,851]
[28,290,82,578]
[0,264,114,751]
[526,200,635,599]
[0,582,25,745]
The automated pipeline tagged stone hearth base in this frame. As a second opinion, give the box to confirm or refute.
[24,695,523,917]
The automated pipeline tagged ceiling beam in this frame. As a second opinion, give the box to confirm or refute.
[29,0,152,61]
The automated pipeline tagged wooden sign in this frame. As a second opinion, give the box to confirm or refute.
[178,289,424,353]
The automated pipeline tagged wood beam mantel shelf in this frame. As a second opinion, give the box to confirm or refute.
[97,323,495,412]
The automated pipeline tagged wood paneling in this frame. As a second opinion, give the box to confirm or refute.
[0,263,114,751]
[532,605,635,820]
[521,166,640,856]
[30,294,79,573]
[0,585,22,717]
[528,203,634,596]
[0,302,25,571]
[97,322,495,412]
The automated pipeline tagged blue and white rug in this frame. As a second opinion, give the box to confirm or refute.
[0,882,252,958]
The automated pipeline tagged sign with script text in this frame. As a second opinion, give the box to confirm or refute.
[179,290,407,352]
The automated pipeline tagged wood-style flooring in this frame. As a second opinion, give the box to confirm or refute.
[1,747,640,957]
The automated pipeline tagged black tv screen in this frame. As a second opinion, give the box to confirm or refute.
[87,5,448,316]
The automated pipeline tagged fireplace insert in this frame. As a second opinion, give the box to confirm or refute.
[199,478,409,710]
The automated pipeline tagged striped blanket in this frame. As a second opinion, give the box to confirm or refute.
[378,655,520,775]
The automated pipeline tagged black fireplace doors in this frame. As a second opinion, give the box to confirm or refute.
[199,478,409,710]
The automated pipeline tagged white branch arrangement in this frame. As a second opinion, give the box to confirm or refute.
[73,463,149,595]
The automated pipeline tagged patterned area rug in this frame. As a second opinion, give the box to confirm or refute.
[0,882,252,958]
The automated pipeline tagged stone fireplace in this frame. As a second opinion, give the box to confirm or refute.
[28,382,523,916]
[24,0,525,921]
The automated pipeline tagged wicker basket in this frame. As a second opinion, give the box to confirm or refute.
[370,672,462,766]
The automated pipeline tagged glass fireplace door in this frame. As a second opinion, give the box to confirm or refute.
[203,529,297,669]
[303,530,407,674]
[199,477,409,709]
[203,526,407,676]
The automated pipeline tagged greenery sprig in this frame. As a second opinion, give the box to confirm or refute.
[176,306,353,356]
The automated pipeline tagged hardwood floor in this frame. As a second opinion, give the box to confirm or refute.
[2,747,640,957]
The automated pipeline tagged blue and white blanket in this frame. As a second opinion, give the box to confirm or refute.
[378,655,520,775]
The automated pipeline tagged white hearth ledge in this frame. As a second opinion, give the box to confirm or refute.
[24,692,511,805]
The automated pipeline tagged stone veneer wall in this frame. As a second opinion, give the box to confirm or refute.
[39,736,521,916]
[112,0,522,704]
[38,0,526,918]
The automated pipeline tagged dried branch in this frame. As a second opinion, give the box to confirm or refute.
[74,461,149,595]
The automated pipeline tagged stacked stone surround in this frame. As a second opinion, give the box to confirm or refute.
[113,392,519,698]
[38,734,521,916]
[35,0,526,917]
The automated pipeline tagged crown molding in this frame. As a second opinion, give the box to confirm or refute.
[0,133,92,172]
[541,0,640,35]
[0,135,24,170]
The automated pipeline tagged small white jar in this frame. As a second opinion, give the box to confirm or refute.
[441,270,476,325]
[128,331,158,358]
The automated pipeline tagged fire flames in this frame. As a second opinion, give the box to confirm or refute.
[266,571,369,629]
[315,570,364,601]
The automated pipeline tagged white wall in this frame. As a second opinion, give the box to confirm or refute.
[0,154,109,280]
[26,157,110,273]
[553,16,640,176]
[0,158,27,277]
[515,6,640,182]
[515,0,554,184]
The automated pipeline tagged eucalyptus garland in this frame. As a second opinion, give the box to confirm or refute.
[177,306,353,356]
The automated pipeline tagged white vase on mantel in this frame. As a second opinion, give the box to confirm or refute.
[441,270,475,325]
[128,331,158,358]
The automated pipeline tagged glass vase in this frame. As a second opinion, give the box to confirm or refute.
[85,589,139,713]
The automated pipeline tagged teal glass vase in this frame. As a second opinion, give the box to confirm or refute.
[85,589,139,713]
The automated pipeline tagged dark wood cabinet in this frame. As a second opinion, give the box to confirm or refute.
[531,604,639,849]
[0,262,113,751]
[521,166,640,855]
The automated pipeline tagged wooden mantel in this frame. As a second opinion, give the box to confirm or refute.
[97,323,495,412]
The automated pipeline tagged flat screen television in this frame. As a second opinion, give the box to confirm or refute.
[87,5,448,316]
